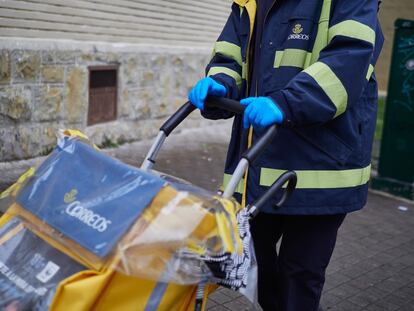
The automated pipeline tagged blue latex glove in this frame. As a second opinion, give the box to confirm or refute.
[188,77,227,110]
[240,97,284,129]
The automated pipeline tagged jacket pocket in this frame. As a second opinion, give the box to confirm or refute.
[294,126,353,166]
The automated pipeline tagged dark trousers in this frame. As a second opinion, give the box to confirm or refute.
[250,213,346,311]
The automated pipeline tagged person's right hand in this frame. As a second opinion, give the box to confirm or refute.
[188,77,227,111]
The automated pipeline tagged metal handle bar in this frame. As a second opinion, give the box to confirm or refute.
[141,97,281,200]
[149,96,277,166]
[159,96,244,137]
[248,171,297,218]
[160,102,196,137]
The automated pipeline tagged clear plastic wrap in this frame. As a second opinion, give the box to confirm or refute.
[0,130,258,307]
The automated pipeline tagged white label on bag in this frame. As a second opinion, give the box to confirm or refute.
[36,261,60,283]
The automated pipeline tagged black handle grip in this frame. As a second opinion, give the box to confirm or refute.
[250,171,297,217]
[159,97,245,137]
[160,102,196,136]
[204,96,245,114]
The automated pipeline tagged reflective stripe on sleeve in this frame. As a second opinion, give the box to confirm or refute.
[303,61,348,118]
[274,49,312,69]
[207,66,242,87]
[223,173,244,194]
[213,41,243,67]
[260,165,371,189]
[329,20,376,45]
[366,64,374,81]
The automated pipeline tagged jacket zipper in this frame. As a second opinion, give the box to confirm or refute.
[256,0,277,96]
[242,0,277,208]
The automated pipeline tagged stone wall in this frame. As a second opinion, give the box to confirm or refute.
[0,39,212,162]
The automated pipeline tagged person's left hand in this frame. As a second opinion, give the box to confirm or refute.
[240,97,284,129]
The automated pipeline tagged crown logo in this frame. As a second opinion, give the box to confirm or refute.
[64,189,78,203]
[293,24,303,34]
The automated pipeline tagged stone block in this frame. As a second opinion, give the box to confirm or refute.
[172,55,184,67]
[64,67,88,124]
[130,88,152,120]
[41,51,56,64]
[41,50,77,64]
[0,50,11,84]
[0,86,32,121]
[123,57,139,85]
[150,54,167,68]
[79,52,95,63]
[140,70,160,88]
[55,51,77,64]
[95,52,118,63]
[41,66,64,83]
[33,86,63,122]
[12,50,40,82]
[0,124,58,161]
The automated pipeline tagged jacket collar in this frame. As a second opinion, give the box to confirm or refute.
[234,0,254,7]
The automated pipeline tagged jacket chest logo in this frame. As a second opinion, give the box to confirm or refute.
[288,24,309,41]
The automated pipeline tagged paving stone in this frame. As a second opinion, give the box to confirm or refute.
[320,292,343,308]
[380,293,412,308]
[220,288,243,299]
[327,283,364,300]
[206,298,218,310]
[223,299,252,311]
[348,290,384,308]
[375,277,407,293]
[363,304,389,311]
[208,291,234,305]
[324,273,352,290]
[206,305,229,311]
[389,286,414,302]
[331,300,363,311]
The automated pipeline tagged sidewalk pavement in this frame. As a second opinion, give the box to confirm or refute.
[1,123,413,311]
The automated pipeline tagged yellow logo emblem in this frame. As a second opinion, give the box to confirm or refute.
[64,189,78,203]
[293,24,303,34]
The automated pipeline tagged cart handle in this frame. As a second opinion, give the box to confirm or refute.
[142,96,281,200]
[159,96,277,165]
[248,171,297,218]
[160,97,245,136]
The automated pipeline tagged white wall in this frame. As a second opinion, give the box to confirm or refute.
[0,0,232,46]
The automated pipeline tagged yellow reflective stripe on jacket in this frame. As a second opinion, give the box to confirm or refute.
[223,173,245,194]
[274,49,312,69]
[366,64,374,80]
[242,62,248,79]
[329,20,376,45]
[207,66,242,87]
[310,0,332,64]
[260,165,371,189]
[303,61,348,118]
[213,41,243,67]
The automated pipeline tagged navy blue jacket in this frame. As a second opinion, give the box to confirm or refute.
[203,0,384,215]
